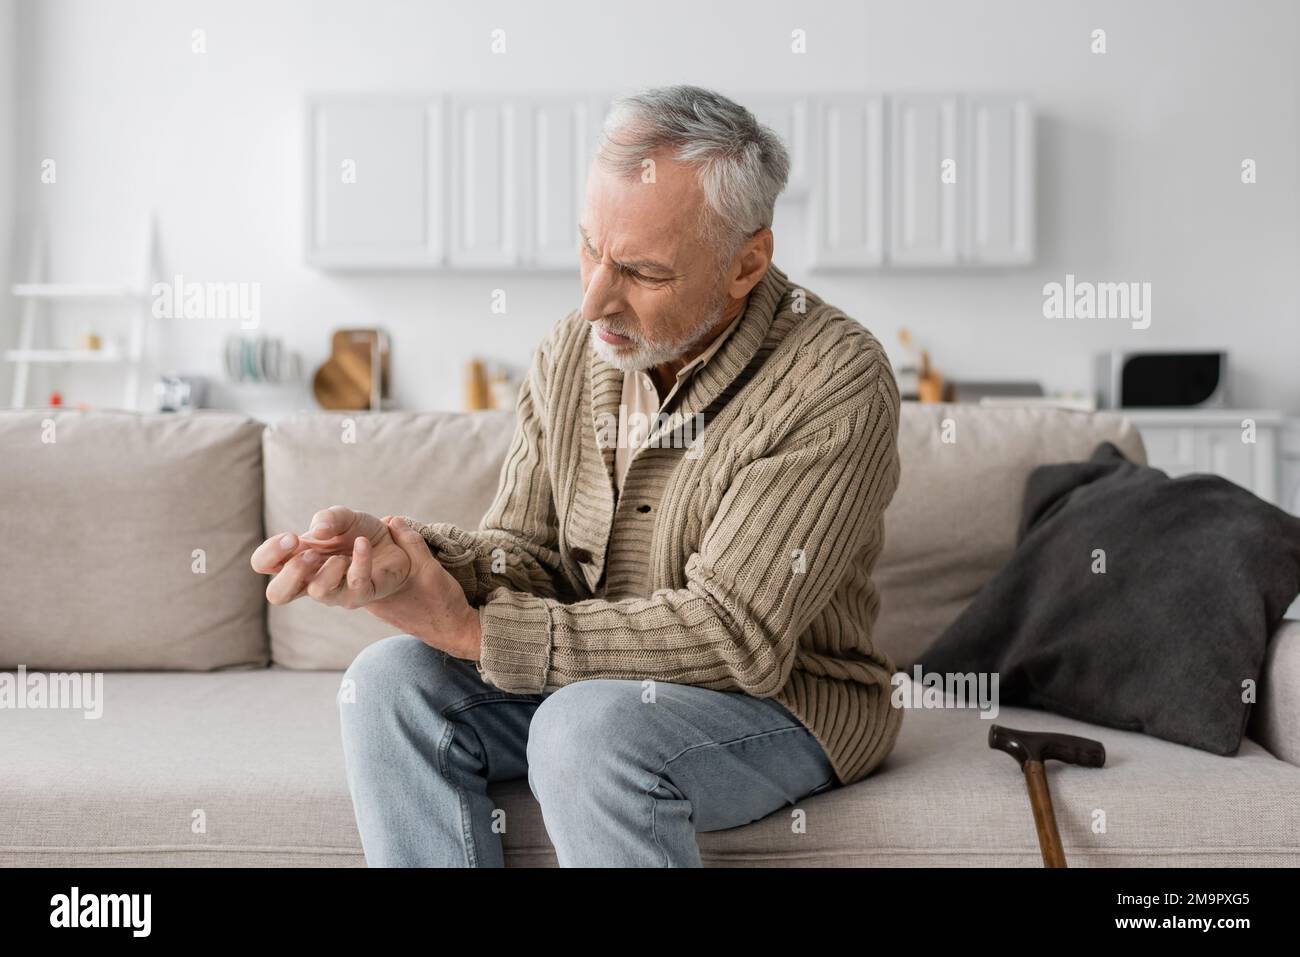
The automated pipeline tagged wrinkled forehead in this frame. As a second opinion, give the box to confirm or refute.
[581,153,707,266]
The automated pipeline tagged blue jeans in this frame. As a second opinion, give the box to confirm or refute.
[337,634,838,867]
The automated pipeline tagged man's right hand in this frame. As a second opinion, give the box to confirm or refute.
[250,505,417,608]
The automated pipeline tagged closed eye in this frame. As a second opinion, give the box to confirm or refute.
[616,264,670,285]
[578,229,674,284]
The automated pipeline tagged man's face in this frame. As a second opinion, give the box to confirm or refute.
[578,153,731,371]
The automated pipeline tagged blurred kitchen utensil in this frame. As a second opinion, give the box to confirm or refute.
[313,328,389,410]
[224,334,298,384]
[155,373,206,412]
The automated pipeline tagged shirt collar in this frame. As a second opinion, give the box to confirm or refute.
[674,302,748,382]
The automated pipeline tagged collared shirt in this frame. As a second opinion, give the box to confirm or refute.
[614,307,746,493]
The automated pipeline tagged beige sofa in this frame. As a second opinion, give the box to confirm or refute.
[2,404,1298,867]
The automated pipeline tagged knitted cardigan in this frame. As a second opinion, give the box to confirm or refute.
[410,262,904,785]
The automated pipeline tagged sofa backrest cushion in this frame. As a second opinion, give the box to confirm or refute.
[0,410,268,671]
[874,403,1146,669]
[263,411,514,668]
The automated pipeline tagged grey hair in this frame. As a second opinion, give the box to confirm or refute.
[595,85,790,266]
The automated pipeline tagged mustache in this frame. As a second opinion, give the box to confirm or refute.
[594,319,641,341]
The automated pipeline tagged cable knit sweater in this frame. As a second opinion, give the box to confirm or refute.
[410,262,904,785]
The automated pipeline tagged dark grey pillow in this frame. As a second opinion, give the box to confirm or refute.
[919,441,1300,754]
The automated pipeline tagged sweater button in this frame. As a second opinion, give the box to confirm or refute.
[570,547,593,564]
[636,504,652,513]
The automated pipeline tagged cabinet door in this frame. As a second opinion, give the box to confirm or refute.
[809,96,884,268]
[305,97,443,268]
[525,98,595,269]
[449,99,522,268]
[965,95,1034,264]
[748,97,813,199]
[1198,426,1277,504]
[1141,422,1279,504]
[1138,426,1199,477]
[1283,423,1300,516]
[889,94,960,265]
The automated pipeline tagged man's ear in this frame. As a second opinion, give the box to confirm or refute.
[727,227,774,300]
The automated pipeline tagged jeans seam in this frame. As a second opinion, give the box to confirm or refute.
[648,787,670,867]
[444,690,533,715]
[435,719,477,868]
[652,723,812,780]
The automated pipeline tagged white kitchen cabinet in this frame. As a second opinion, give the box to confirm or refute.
[889,94,961,265]
[887,93,1034,266]
[305,91,1034,272]
[809,96,885,268]
[306,94,598,271]
[748,97,813,199]
[965,95,1035,264]
[1283,420,1300,516]
[1125,409,1282,506]
[448,99,524,268]
[441,95,600,270]
[1286,421,1300,619]
[524,98,601,268]
[811,92,1034,270]
[304,97,444,268]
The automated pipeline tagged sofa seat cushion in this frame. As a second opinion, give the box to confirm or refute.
[3,670,1297,867]
[0,669,365,867]
[494,700,1300,867]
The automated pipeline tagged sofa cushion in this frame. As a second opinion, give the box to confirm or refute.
[873,403,1147,669]
[262,411,514,669]
[3,669,1297,866]
[1253,620,1300,767]
[0,670,363,866]
[663,694,1300,867]
[0,410,267,671]
[495,698,1300,866]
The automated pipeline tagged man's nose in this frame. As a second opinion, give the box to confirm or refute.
[580,263,623,325]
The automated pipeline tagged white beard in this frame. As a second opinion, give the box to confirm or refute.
[589,295,729,372]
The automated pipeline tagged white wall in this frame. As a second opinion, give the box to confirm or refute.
[0,0,15,403]
[12,0,1300,414]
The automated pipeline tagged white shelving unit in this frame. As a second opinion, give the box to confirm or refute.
[5,347,126,363]
[6,222,156,410]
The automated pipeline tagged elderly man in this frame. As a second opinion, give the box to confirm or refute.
[251,85,903,867]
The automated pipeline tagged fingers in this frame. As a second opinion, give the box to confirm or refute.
[305,538,379,609]
[346,536,376,604]
[305,505,357,543]
[259,514,401,609]
[306,555,350,603]
[251,532,299,574]
[386,516,430,566]
[305,535,379,608]
[265,549,325,605]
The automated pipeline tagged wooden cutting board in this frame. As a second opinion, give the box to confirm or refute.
[313,329,388,410]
